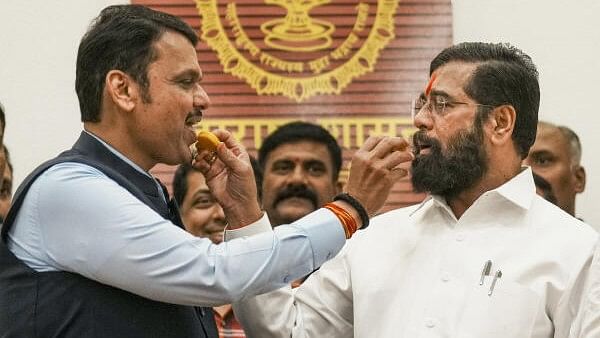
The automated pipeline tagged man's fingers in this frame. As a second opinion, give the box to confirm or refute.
[369,136,409,159]
[360,135,385,152]
[379,149,414,170]
[194,149,223,178]
[211,129,243,157]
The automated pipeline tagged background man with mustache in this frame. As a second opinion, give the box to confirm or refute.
[258,121,343,228]
[233,42,597,338]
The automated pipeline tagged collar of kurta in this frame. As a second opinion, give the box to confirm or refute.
[411,167,536,221]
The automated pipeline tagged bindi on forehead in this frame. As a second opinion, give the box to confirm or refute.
[425,74,437,96]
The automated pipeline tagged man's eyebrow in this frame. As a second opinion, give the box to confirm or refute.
[428,89,451,99]
[304,159,326,165]
[192,189,212,198]
[271,158,294,165]
[530,149,554,157]
[174,69,201,80]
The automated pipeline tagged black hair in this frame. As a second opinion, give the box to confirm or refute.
[173,163,194,207]
[76,4,198,122]
[258,121,342,181]
[3,146,12,174]
[430,42,540,158]
[0,101,5,140]
[249,155,263,201]
[0,101,5,132]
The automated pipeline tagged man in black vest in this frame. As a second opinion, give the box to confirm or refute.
[0,5,413,337]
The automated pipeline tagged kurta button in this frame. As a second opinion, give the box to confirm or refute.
[455,233,465,241]
[441,272,450,282]
[425,318,436,328]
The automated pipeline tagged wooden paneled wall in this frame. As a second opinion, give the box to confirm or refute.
[133,0,452,213]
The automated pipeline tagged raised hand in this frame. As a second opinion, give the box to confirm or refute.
[193,129,262,229]
[345,136,414,217]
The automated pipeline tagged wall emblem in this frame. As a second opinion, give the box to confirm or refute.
[196,0,399,102]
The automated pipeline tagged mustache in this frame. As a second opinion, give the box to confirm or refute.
[273,185,319,210]
[185,109,204,126]
[412,130,441,155]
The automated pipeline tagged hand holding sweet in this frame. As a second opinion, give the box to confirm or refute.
[344,136,414,217]
[193,129,262,229]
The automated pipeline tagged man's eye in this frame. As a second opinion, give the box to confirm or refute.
[307,164,326,176]
[536,157,551,165]
[195,197,215,208]
[179,79,196,88]
[532,155,553,167]
[272,162,293,174]
[430,96,448,112]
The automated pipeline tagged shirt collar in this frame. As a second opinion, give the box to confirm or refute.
[410,167,536,217]
[82,130,153,179]
[493,166,535,210]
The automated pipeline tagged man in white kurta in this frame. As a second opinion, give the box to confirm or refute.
[232,42,598,338]
[234,168,596,337]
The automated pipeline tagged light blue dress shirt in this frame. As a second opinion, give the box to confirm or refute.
[7,133,346,306]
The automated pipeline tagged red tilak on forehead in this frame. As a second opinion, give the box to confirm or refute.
[425,74,437,96]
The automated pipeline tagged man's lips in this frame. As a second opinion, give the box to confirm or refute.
[413,141,431,155]
[418,146,432,155]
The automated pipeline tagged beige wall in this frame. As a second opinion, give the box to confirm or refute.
[0,0,125,193]
[1,0,598,225]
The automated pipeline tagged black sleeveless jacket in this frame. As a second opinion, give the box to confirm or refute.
[0,132,218,337]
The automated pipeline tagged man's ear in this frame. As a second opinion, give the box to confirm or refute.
[574,165,586,193]
[487,105,516,146]
[105,70,138,112]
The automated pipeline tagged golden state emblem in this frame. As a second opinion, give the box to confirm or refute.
[196,0,399,102]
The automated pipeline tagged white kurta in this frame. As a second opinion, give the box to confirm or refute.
[234,168,598,338]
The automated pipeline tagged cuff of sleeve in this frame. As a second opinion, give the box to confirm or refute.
[224,212,272,241]
[292,208,346,268]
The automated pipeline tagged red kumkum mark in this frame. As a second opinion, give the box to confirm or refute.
[425,74,437,96]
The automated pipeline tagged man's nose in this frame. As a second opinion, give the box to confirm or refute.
[413,106,433,131]
[194,84,211,110]
[212,203,225,219]
[287,166,309,185]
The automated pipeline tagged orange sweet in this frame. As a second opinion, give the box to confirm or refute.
[195,131,220,152]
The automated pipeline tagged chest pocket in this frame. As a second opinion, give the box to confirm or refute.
[455,279,543,338]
